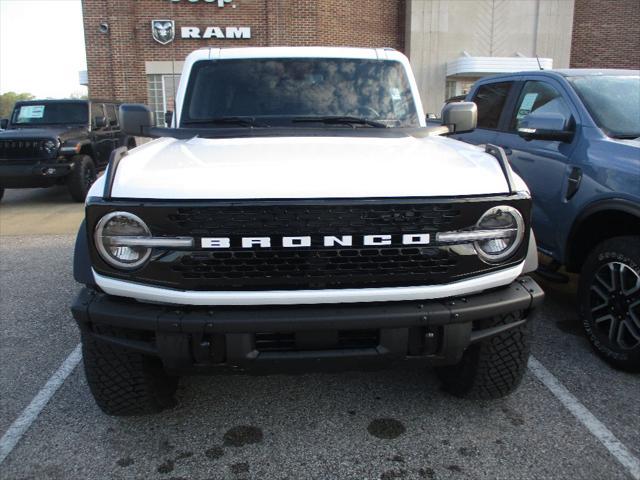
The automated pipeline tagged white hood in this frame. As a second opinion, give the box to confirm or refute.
[101,134,524,200]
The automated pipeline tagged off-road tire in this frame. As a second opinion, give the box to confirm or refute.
[67,154,96,202]
[437,313,530,399]
[578,236,640,372]
[81,325,179,416]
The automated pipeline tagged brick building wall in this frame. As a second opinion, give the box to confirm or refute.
[570,0,640,69]
[82,0,405,104]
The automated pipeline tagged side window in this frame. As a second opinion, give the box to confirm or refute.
[106,104,118,128]
[510,81,571,131]
[91,103,106,129]
[471,82,512,130]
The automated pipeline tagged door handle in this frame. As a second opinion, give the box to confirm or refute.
[566,167,582,200]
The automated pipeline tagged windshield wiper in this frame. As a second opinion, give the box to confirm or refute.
[292,116,388,128]
[181,116,270,128]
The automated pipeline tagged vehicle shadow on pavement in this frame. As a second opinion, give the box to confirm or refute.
[0,186,74,206]
[532,272,586,339]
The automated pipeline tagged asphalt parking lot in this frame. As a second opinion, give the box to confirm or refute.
[0,187,638,480]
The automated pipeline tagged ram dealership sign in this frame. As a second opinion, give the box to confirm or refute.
[152,19,250,44]
[182,26,251,39]
[151,20,175,45]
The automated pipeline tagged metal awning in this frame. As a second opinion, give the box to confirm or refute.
[447,55,553,77]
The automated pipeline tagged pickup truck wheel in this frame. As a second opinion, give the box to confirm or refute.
[67,154,96,202]
[578,236,640,372]
[436,313,530,399]
[81,326,179,416]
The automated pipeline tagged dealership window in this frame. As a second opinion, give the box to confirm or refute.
[147,74,181,126]
[445,79,476,102]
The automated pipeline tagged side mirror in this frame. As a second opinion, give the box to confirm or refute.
[0,118,8,129]
[119,104,154,136]
[441,101,477,133]
[518,112,574,142]
[93,116,107,129]
[164,111,174,127]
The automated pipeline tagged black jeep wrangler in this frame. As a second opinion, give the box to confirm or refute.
[0,99,136,202]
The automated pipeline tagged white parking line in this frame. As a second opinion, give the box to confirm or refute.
[0,344,82,465]
[0,344,637,479]
[529,356,640,480]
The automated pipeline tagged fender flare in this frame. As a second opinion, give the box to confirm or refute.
[61,138,91,149]
[73,220,97,288]
[60,139,93,158]
[523,231,539,274]
[566,198,640,268]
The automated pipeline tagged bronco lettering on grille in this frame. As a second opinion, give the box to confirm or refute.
[201,234,431,249]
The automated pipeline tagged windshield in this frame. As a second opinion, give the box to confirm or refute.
[11,102,88,126]
[568,74,640,138]
[182,58,420,127]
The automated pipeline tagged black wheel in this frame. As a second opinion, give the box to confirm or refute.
[437,313,530,399]
[67,154,96,202]
[0,187,4,202]
[578,236,640,372]
[81,325,179,416]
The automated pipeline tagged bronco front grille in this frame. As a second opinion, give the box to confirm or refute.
[87,197,530,291]
[169,247,457,289]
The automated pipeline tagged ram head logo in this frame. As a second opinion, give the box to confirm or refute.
[152,20,175,45]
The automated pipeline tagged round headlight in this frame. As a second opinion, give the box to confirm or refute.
[43,140,58,155]
[95,212,151,269]
[474,206,524,263]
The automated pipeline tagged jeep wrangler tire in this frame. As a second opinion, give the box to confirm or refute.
[81,325,178,416]
[437,313,530,399]
[578,236,640,372]
[67,154,96,202]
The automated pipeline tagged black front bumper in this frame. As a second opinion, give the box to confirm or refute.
[0,160,72,188]
[71,277,543,373]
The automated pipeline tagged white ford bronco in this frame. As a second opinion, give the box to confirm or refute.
[71,47,543,415]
